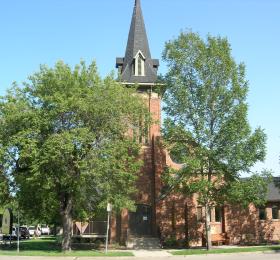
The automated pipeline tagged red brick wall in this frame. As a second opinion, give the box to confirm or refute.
[111,90,280,246]
[224,203,280,244]
[152,135,280,246]
[113,91,162,242]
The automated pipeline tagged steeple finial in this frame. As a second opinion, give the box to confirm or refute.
[126,0,151,59]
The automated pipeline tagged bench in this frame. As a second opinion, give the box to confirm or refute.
[211,233,229,246]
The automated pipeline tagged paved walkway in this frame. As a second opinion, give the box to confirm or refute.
[0,251,280,260]
[132,249,172,257]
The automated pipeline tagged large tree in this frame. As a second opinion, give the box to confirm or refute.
[0,61,148,251]
[0,146,11,208]
[162,31,267,249]
[0,171,10,206]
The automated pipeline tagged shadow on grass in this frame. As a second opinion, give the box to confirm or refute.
[0,238,133,256]
[1,238,60,252]
[171,246,280,255]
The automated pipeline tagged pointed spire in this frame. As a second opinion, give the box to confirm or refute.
[125,0,151,63]
[116,0,159,84]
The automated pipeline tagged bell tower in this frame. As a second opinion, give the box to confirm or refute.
[114,0,161,240]
[116,0,161,140]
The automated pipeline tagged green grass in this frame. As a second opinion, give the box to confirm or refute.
[171,245,280,255]
[0,238,133,257]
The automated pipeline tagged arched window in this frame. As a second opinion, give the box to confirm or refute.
[134,50,145,76]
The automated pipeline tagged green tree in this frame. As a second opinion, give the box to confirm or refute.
[0,171,10,206]
[162,31,267,250]
[226,171,272,208]
[0,61,149,251]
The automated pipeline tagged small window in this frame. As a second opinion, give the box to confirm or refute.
[272,206,279,220]
[197,207,203,222]
[138,56,142,76]
[208,207,213,222]
[134,51,145,76]
[259,208,266,220]
[215,207,222,222]
[118,65,123,75]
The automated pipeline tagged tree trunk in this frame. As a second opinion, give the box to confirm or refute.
[205,166,213,250]
[205,204,212,250]
[60,193,73,252]
[184,203,190,248]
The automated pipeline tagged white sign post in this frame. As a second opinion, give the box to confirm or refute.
[17,210,20,253]
[105,203,112,254]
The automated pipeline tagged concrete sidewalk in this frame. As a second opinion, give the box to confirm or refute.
[132,249,172,257]
[0,251,280,260]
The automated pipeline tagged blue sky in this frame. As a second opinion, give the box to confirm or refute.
[0,0,279,176]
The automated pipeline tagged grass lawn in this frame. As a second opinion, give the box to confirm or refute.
[171,245,280,255]
[0,238,133,257]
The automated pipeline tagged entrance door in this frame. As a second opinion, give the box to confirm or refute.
[129,204,152,236]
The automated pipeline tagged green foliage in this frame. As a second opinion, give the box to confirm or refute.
[226,171,273,208]
[162,31,267,249]
[162,30,267,203]
[163,31,266,177]
[162,236,178,248]
[0,171,10,206]
[0,60,149,231]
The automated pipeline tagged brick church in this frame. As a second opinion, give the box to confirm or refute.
[102,0,280,247]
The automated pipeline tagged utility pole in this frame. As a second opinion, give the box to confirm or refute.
[105,203,112,254]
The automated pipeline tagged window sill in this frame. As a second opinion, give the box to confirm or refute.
[259,219,280,221]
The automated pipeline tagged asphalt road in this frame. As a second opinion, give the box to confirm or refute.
[0,252,280,260]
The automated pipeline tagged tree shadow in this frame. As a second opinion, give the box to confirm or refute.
[0,237,107,252]
[226,204,278,245]
[157,195,204,248]
[0,238,60,252]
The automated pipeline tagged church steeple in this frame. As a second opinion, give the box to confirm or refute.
[116,0,159,85]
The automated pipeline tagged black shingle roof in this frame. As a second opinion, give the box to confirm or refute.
[267,177,280,201]
[116,0,159,84]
